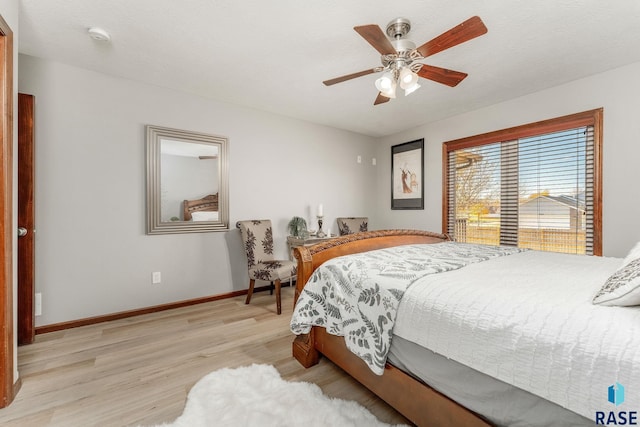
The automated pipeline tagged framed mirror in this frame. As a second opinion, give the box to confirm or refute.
[146,125,229,234]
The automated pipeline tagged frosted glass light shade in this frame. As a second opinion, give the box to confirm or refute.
[399,67,419,90]
[375,72,394,91]
[404,82,421,96]
[383,83,397,98]
[375,72,396,98]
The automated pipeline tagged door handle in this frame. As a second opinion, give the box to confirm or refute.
[18,227,28,237]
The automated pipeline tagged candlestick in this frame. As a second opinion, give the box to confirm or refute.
[317,203,323,217]
[316,215,326,238]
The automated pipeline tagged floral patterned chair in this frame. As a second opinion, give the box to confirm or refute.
[237,220,297,315]
[336,217,368,236]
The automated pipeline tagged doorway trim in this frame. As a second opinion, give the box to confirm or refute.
[0,12,17,407]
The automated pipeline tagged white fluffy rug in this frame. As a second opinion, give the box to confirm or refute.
[154,364,405,427]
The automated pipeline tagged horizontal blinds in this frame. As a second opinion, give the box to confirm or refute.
[501,140,519,246]
[447,125,594,255]
[446,151,458,237]
[584,126,595,255]
[516,127,592,254]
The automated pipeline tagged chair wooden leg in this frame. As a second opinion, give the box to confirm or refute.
[275,279,282,315]
[245,279,255,304]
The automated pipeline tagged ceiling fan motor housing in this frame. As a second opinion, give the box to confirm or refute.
[386,18,411,39]
[391,39,416,53]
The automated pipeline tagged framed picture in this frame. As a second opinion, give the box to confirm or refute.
[391,139,424,210]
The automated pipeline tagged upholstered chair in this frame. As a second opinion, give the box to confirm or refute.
[237,220,297,315]
[336,217,369,236]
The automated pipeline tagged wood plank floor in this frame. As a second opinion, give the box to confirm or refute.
[0,287,412,426]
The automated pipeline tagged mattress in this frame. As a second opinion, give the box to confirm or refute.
[393,250,640,421]
[388,335,593,427]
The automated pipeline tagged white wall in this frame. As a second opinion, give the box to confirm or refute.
[375,61,640,258]
[18,54,377,325]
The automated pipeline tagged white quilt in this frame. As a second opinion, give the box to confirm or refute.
[393,250,640,420]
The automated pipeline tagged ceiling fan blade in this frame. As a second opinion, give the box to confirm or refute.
[374,93,390,105]
[416,64,468,87]
[416,16,487,58]
[323,68,379,86]
[354,25,397,55]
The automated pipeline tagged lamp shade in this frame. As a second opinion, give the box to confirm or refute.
[399,67,419,90]
[375,72,396,98]
[383,82,397,98]
[375,72,394,91]
[403,81,421,96]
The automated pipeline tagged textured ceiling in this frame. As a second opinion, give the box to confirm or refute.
[18,0,640,137]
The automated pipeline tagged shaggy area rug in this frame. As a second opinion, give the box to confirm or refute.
[154,364,405,427]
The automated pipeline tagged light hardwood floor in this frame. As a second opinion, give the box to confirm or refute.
[0,287,412,426]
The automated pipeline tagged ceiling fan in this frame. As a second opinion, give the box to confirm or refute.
[323,16,488,105]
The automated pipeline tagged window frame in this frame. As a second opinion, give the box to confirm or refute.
[442,108,603,255]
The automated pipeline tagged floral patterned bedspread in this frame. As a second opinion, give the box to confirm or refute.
[290,242,525,375]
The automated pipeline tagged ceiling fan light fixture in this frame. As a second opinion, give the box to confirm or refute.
[399,67,418,88]
[375,72,394,92]
[403,81,421,96]
[383,83,397,98]
[376,75,396,98]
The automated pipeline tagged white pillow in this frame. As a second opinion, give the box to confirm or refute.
[190,211,218,222]
[622,241,640,266]
[593,258,640,306]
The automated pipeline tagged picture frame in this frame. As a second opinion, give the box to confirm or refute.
[391,139,424,210]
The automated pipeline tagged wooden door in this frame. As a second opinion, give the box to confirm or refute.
[17,93,35,345]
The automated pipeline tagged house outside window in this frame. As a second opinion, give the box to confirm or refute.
[443,109,602,256]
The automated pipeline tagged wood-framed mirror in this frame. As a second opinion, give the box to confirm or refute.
[146,125,229,234]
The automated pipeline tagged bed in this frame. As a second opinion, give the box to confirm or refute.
[183,193,218,221]
[290,229,640,427]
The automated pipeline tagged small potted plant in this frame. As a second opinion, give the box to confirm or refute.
[288,216,308,238]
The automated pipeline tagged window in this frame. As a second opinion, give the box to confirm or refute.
[443,109,602,255]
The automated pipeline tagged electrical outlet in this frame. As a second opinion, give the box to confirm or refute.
[152,272,162,284]
[35,293,42,316]
[357,155,362,164]
[372,158,377,166]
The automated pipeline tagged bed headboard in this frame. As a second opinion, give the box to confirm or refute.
[183,193,218,221]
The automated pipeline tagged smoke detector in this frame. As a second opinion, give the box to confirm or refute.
[87,27,111,42]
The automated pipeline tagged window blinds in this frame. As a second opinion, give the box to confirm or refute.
[446,124,596,255]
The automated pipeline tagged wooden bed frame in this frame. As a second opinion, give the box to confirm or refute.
[182,193,218,221]
[292,229,492,427]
